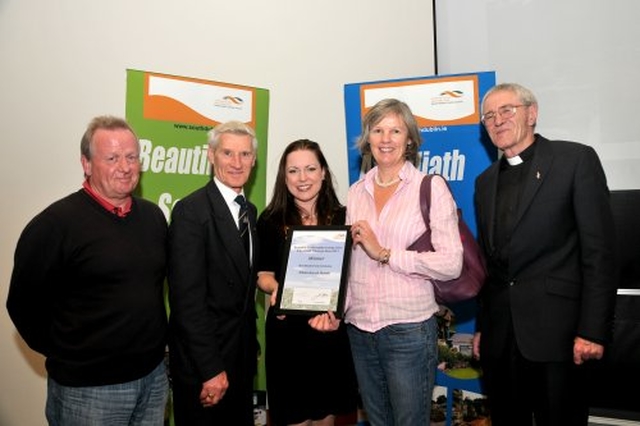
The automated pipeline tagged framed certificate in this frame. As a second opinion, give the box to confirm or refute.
[274,225,352,317]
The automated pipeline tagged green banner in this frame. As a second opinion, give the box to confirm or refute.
[125,69,269,395]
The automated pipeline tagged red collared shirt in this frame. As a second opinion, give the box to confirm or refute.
[82,180,132,217]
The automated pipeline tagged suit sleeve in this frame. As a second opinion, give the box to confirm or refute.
[572,146,618,343]
[168,200,225,381]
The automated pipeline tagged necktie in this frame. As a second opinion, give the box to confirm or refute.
[235,195,250,258]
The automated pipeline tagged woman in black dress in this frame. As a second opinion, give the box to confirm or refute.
[257,139,359,426]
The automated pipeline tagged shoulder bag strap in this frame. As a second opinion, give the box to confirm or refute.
[419,174,435,229]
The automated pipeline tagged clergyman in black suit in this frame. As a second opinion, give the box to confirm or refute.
[472,83,618,426]
[168,120,260,426]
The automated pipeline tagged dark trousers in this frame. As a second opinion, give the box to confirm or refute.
[171,377,254,426]
[481,333,589,426]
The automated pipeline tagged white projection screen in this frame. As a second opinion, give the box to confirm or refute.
[435,0,640,191]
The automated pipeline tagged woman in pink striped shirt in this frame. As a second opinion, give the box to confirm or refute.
[345,98,463,426]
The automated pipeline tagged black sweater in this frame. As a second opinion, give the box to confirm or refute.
[7,190,168,386]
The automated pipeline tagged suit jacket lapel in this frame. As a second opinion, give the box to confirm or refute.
[513,137,554,229]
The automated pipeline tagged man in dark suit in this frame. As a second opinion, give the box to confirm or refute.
[472,83,618,425]
[168,120,259,426]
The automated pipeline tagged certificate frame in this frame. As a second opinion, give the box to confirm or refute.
[273,225,352,317]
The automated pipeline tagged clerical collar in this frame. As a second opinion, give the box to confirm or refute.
[506,155,523,166]
[503,139,537,167]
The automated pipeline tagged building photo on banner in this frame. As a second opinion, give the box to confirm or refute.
[344,70,496,425]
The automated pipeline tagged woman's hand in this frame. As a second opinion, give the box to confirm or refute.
[257,271,278,306]
[308,311,341,332]
[257,272,287,319]
[351,220,386,262]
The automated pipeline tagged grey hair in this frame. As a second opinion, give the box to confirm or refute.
[481,83,538,114]
[207,120,258,151]
[80,115,137,159]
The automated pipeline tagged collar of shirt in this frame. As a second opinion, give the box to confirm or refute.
[501,138,537,169]
[213,177,246,226]
[82,180,132,217]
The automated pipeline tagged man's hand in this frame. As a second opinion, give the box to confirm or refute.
[200,371,229,407]
[573,336,604,365]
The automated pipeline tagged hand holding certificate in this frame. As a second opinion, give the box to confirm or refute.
[274,226,352,317]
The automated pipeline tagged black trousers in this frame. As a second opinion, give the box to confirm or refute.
[481,332,589,426]
[171,376,254,426]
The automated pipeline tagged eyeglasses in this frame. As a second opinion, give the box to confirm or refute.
[481,104,529,125]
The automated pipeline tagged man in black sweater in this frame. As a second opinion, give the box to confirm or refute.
[7,115,169,425]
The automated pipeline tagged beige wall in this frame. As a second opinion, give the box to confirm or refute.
[0,0,435,424]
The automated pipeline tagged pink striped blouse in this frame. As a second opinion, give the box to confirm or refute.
[345,162,463,332]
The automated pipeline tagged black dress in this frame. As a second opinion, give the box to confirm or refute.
[257,207,359,426]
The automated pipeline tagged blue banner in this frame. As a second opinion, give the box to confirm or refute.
[344,71,496,424]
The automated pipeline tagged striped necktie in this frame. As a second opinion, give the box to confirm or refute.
[235,195,250,257]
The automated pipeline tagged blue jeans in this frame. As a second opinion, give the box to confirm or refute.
[46,361,169,426]
[347,317,438,426]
